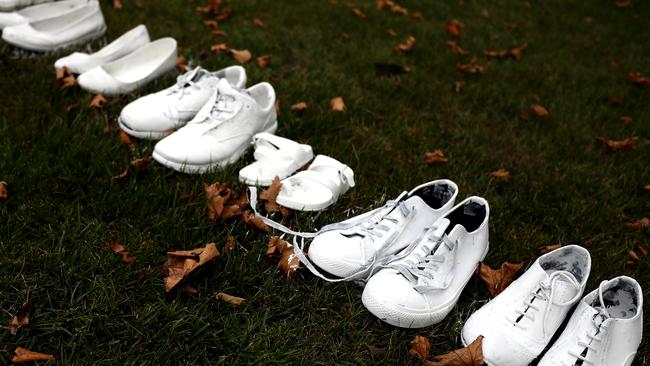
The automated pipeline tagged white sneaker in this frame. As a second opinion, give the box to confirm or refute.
[362,196,489,328]
[0,0,86,30]
[538,276,643,366]
[2,0,105,52]
[54,24,150,74]
[306,180,459,280]
[461,245,592,366]
[77,37,177,96]
[119,66,246,140]
[152,79,277,173]
[0,0,49,12]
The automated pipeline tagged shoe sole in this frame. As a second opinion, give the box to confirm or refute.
[3,24,106,52]
[118,117,170,140]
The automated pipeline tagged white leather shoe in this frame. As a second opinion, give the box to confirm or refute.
[118,65,246,140]
[0,0,86,30]
[362,196,489,328]
[77,37,177,96]
[152,79,278,173]
[2,0,105,52]
[307,180,458,280]
[538,276,643,366]
[54,24,150,74]
[0,0,49,12]
[461,245,591,366]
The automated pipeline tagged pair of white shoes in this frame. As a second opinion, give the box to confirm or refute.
[240,133,355,211]
[1,0,105,51]
[461,245,643,366]
[53,24,176,95]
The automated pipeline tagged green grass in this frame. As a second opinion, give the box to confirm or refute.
[1,0,649,364]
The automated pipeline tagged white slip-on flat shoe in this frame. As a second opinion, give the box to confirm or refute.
[362,196,489,328]
[274,155,354,211]
[538,276,643,366]
[461,245,592,366]
[77,37,177,96]
[2,0,105,52]
[0,0,49,12]
[239,133,314,186]
[0,0,86,30]
[118,65,246,140]
[152,79,278,173]
[54,24,150,74]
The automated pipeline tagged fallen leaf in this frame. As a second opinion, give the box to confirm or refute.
[620,116,633,124]
[56,67,77,89]
[89,94,107,109]
[278,245,300,279]
[9,301,29,335]
[410,11,423,20]
[628,71,650,86]
[447,19,463,37]
[164,243,220,292]
[204,182,234,220]
[427,336,484,366]
[204,20,219,30]
[425,149,448,165]
[229,48,252,64]
[103,119,118,134]
[489,169,511,182]
[291,101,308,112]
[241,211,270,232]
[12,347,55,364]
[66,102,80,113]
[176,55,189,72]
[386,28,397,37]
[484,44,528,60]
[377,0,409,14]
[216,292,246,305]
[594,136,638,151]
[510,43,528,60]
[626,217,650,231]
[196,0,221,14]
[614,0,633,8]
[184,286,199,294]
[375,63,410,76]
[456,56,488,74]
[210,43,229,53]
[256,54,271,70]
[643,185,650,191]
[253,17,265,28]
[111,167,129,181]
[410,335,431,361]
[215,1,232,22]
[130,156,150,172]
[330,96,346,112]
[454,80,464,93]
[350,7,366,18]
[267,236,288,257]
[446,40,468,55]
[366,344,385,359]
[395,35,416,53]
[260,177,283,212]
[626,244,648,267]
[225,234,236,252]
[539,244,561,254]
[107,242,136,264]
[479,262,524,297]
[531,104,549,117]
[113,0,122,9]
[0,181,7,199]
[212,28,228,37]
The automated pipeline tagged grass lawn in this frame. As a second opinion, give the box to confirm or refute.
[1,0,649,364]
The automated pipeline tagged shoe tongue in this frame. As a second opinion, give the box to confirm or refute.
[217,78,237,95]
[549,270,580,304]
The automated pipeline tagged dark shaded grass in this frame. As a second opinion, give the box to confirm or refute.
[0,0,648,364]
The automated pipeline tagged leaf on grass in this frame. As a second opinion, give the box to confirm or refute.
[626,217,650,231]
[12,347,55,364]
[626,244,648,267]
[484,44,528,60]
[620,116,632,124]
[643,184,650,191]
[377,0,408,15]
[454,80,464,93]
[225,234,236,252]
[229,48,252,64]
[267,236,300,278]
[395,35,416,53]
[539,244,561,254]
[366,344,385,359]
[176,55,189,72]
[330,96,346,112]
[628,71,650,86]
[410,11,423,20]
[614,0,633,8]
[0,181,7,199]
[204,182,234,220]
[447,40,468,55]
[66,102,80,113]
[489,169,511,182]
[212,28,228,37]
[375,63,410,76]
[216,292,246,305]
[479,262,524,297]
[386,28,397,37]
[55,67,77,89]
[107,242,136,264]
[253,17,265,28]
[184,286,199,294]
[211,43,229,53]
[196,0,222,14]
[531,104,549,117]
[426,336,484,366]
[350,7,366,18]
[89,94,107,109]
[456,56,488,74]
[113,0,122,9]
[9,301,29,335]
[260,177,283,212]
[410,335,431,361]
[446,19,463,37]
[111,167,129,181]
[215,1,232,22]
[241,211,270,232]
[164,243,220,292]
[425,149,448,165]
[256,54,271,70]
[291,101,308,112]
[594,136,638,151]
[204,20,218,30]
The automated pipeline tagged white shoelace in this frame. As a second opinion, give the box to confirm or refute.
[567,283,610,366]
[169,71,202,100]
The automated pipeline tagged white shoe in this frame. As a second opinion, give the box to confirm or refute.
[461,245,592,366]
[0,0,49,12]
[306,180,459,280]
[538,276,643,366]
[2,0,105,52]
[54,24,150,74]
[0,0,86,30]
[152,79,278,173]
[239,132,313,186]
[118,66,246,140]
[362,196,489,328]
[77,37,177,96]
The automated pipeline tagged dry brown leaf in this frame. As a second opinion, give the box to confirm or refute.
[628,71,650,86]
[216,292,246,305]
[388,3,408,15]
[620,116,633,124]
[196,0,222,14]
[626,217,650,231]
[210,43,229,53]
[89,94,107,109]
[0,181,7,199]
[260,176,282,212]
[278,245,300,279]
[253,17,265,28]
[614,0,633,8]
[229,48,252,64]
[164,243,220,292]
[241,211,270,232]
[425,149,448,165]
[510,43,528,60]
[446,40,468,55]
[350,7,366,18]
[454,80,464,93]
[489,169,511,182]
[107,242,136,264]
[594,136,638,151]
[426,336,484,366]
[204,20,219,30]
[225,234,236,252]
[643,184,650,191]
[330,96,346,112]
[113,0,122,9]
[204,182,234,220]
[484,44,528,60]
[479,262,524,297]
[531,104,549,117]
[9,301,29,335]
[410,11,423,20]
[215,1,232,22]
[66,102,80,113]
[267,236,288,257]
[184,286,199,294]
[223,193,249,219]
[447,19,463,37]
[410,335,431,361]
[256,54,271,70]
[111,167,129,181]
[176,55,189,72]
[212,29,228,37]
[386,28,397,37]
[626,244,648,267]
[291,101,308,112]
[456,56,488,74]
[395,35,416,53]
[12,347,55,364]
[130,156,150,172]
[539,244,561,254]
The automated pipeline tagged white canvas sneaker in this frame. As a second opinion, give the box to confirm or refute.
[362,196,489,328]
[306,180,459,280]
[119,66,246,140]
[461,245,592,366]
[0,0,49,12]
[2,0,105,52]
[0,0,86,30]
[152,79,277,173]
[538,276,643,366]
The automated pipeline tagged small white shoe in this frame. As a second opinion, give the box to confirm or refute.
[2,0,105,52]
[307,180,459,280]
[119,65,246,140]
[77,37,177,96]
[239,132,313,186]
[0,0,86,30]
[461,244,592,366]
[362,196,489,328]
[538,276,643,366]
[54,24,150,74]
[0,0,49,12]
[152,79,278,173]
